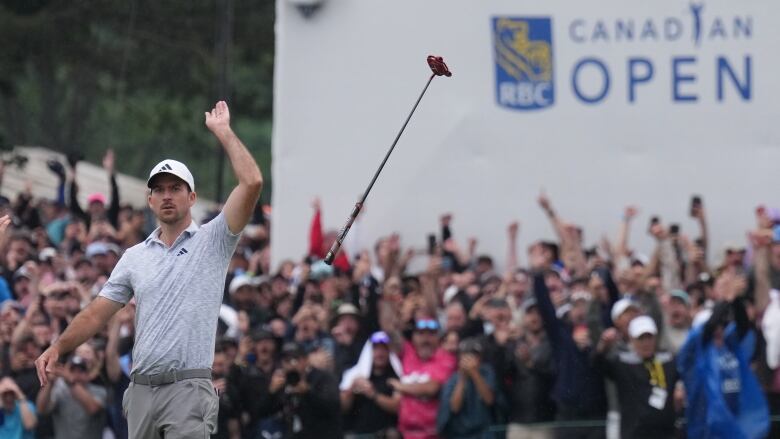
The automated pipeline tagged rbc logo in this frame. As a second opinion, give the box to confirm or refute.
[492,17,554,110]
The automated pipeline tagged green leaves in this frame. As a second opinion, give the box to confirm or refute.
[0,0,275,201]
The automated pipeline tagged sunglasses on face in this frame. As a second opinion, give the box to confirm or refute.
[370,332,391,345]
[415,320,440,331]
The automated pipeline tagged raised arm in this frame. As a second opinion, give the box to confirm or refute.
[205,101,263,234]
[506,221,520,275]
[691,198,709,259]
[537,190,566,241]
[616,206,638,261]
[103,150,121,228]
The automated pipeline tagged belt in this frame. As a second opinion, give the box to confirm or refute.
[131,368,211,386]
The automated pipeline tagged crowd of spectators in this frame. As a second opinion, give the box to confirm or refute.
[0,152,778,439]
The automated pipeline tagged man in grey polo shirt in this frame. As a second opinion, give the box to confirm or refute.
[35,100,263,438]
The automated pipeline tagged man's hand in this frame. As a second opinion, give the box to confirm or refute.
[459,354,480,377]
[0,215,11,236]
[102,149,115,175]
[537,190,552,213]
[597,327,618,353]
[352,377,376,399]
[269,370,286,394]
[35,345,61,387]
[212,378,227,397]
[623,206,638,221]
[507,221,520,240]
[205,100,232,134]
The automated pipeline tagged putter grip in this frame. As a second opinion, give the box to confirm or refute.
[324,202,363,265]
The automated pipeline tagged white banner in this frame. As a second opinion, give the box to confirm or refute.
[272,0,779,269]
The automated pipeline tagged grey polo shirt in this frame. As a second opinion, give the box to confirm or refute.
[99,212,240,374]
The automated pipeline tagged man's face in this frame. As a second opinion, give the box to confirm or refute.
[13,277,30,298]
[8,239,31,264]
[486,305,512,330]
[545,272,563,295]
[32,323,52,348]
[212,352,228,378]
[233,286,255,309]
[372,344,389,369]
[445,304,466,332]
[88,201,106,219]
[1,390,15,409]
[412,330,438,361]
[147,174,195,225]
[726,249,745,267]
[340,315,360,338]
[523,307,543,333]
[631,333,656,359]
[296,316,319,341]
[570,299,590,325]
[668,300,690,328]
[508,273,529,299]
[76,262,96,283]
[69,362,91,384]
[253,339,276,363]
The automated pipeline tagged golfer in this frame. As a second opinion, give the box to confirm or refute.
[35,101,263,438]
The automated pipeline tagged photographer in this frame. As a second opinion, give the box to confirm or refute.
[272,342,341,439]
[0,376,37,439]
[35,348,107,439]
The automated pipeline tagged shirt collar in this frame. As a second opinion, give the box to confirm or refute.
[144,221,200,247]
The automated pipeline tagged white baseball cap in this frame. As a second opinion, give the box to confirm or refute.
[229,275,253,294]
[611,297,640,322]
[147,159,195,192]
[628,315,658,339]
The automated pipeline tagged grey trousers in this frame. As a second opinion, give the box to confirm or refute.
[122,378,219,438]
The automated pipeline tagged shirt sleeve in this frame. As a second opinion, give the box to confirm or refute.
[201,212,241,259]
[89,385,108,408]
[98,252,134,305]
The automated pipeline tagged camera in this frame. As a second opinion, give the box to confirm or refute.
[285,370,301,386]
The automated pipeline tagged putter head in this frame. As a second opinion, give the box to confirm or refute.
[427,55,452,77]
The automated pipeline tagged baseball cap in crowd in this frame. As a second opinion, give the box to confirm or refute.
[669,290,691,307]
[281,342,306,359]
[85,242,109,259]
[611,297,640,322]
[147,159,195,192]
[249,328,275,343]
[228,275,253,294]
[521,298,538,312]
[39,247,57,262]
[87,193,106,205]
[336,303,360,318]
[370,331,391,345]
[458,337,483,356]
[414,318,440,332]
[13,266,31,281]
[628,315,658,339]
[570,290,593,303]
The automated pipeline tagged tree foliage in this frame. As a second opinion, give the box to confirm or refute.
[0,0,275,201]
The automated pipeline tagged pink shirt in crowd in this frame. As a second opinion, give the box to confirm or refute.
[398,340,457,439]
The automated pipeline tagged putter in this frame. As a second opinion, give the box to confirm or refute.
[324,55,452,265]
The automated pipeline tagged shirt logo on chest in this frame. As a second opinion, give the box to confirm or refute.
[176,248,189,256]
